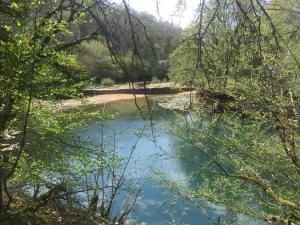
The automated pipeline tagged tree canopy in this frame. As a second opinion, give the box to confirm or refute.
[168,0,300,224]
[0,0,299,224]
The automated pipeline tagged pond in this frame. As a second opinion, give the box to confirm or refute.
[76,96,262,225]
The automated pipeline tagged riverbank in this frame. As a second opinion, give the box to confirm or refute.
[82,82,194,96]
[2,195,111,225]
[59,93,146,108]
[58,82,195,109]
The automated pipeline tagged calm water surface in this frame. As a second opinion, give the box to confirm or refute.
[77,97,262,225]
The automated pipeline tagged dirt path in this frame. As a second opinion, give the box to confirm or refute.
[59,93,145,108]
[56,82,195,109]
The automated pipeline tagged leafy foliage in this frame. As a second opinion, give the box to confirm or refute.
[168,0,300,224]
[101,77,115,87]
[74,40,122,83]
[0,1,147,223]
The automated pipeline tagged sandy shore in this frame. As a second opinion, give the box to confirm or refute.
[58,93,146,108]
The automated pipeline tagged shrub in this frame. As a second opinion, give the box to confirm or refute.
[101,77,114,87]
[152,76,161,83]
[75,41,122,83]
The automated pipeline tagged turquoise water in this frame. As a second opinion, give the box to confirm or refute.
[77,98,262,225]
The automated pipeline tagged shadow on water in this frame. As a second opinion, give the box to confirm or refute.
[75,97,264,225]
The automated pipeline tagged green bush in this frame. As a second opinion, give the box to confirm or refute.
[151,76,161,83]
[101,77,114,86]
[75,41,122,83]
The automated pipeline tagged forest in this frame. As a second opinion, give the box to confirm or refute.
[0,0,299,225]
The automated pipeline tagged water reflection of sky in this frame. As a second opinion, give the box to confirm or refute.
[77,99,264,225]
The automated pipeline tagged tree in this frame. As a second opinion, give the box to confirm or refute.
[168,0,300,224]
[0,1,159,221]
[75,40,122,83]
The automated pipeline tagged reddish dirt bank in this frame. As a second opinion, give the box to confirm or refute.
[59,93,145,108]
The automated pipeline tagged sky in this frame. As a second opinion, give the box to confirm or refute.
[114,0,200,28]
